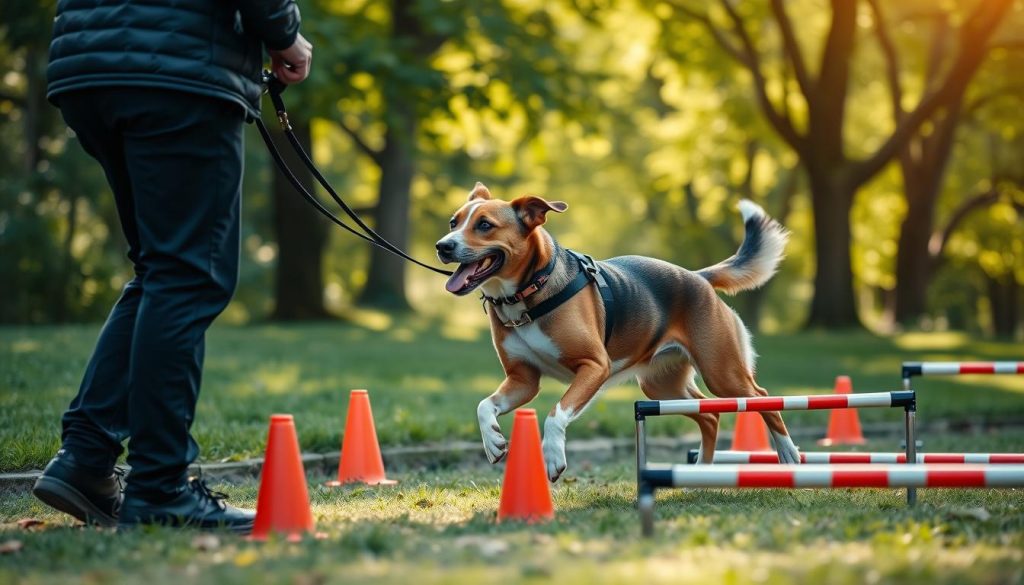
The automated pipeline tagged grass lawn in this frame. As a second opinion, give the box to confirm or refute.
[2,321,1022,471]
[2,445,1023,584]
[2,323,1024,583]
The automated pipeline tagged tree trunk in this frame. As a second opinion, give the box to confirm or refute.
[987,274,1020,339]
[54,194,78,323]
[805,170,861,328]
[892,187,938,327]
[891,89,964,327]
[271,122,331,320]
[23,45,44,173]
[738,286,765,334]
[356,99,417,310]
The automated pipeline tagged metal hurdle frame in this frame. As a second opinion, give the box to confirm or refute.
[635,390,918,536]
[901,360,1022,502]
[902,361,1024,389]
[684,450,1024,464]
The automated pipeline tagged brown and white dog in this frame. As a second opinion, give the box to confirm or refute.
[436,182,799,482]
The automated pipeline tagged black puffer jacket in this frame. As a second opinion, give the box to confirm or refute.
[47,0,300,118]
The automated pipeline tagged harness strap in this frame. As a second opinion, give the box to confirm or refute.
[569,251,616,345]
[496,250,615,345]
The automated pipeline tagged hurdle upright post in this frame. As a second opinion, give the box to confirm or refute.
[635,413,647,488]
[638,481,655,537]
[901,362,919,391]
[904,391,917,505]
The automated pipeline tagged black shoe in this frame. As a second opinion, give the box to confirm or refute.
[117,477,255,534]
[32,449,123,527]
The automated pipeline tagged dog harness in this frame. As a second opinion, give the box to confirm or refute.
[482,250,616,345]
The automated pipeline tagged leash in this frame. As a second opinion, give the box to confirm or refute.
[256,73,615,338]
[255,71,452,277]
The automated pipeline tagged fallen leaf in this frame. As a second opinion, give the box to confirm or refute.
[17,519,44,530]
[192,534,221,551]
[234,549,259,567]
[292,572,327,585]
[453,535,509,558]
[948,507,991,521]
[0,540,23,555]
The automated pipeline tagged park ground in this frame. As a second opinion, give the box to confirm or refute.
[1,321,1023,583]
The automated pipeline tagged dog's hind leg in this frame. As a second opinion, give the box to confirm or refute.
[702,368,801,463]
[637,357,720,464]
[759,409,801,463]
[688,303,801,464]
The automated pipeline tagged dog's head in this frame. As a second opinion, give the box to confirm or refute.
[436,182,568,296]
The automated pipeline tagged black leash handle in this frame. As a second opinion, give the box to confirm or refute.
[258,71,453,277]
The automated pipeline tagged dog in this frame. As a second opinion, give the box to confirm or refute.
[436,182,799,482]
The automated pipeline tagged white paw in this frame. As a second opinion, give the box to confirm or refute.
[542,435,567,482]
[478,401,507,464]
[771,431,801,464]
[695,445,706,465]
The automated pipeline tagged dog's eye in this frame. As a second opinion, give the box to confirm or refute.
[449,218,457,230]
[477,220,493,231]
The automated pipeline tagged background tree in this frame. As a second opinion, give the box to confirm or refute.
[871,0,1024,327]
[664,0,1013,328]
[308,0,598,309]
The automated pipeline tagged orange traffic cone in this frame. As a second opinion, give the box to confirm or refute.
[731,411,772,451]
[818,375,867,446]
[497,409,554,523]
[251,414,315,541]
[326,389,396,486]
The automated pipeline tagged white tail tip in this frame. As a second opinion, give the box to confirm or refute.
[738,199,764,223]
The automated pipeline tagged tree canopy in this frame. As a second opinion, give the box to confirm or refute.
[1,0,1021,338]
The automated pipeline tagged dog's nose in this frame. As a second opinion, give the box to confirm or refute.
[436,240,456,254]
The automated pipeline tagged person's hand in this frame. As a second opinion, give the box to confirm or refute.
[269,33,312,85]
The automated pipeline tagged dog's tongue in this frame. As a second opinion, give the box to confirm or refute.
[445,261,480,293]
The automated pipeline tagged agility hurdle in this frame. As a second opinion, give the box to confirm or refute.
[685,449,1024,464]
[635,390,919,536]
[900,360,1022,502]
[637,463,1024,536]
[902,361,1023,389]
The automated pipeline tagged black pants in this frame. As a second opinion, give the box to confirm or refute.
[57,88,244,499]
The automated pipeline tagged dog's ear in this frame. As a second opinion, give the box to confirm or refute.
[468,182,492,201]
[511,195,568,231]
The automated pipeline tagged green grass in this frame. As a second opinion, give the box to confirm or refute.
[2,324,1024,583]
[1,455,1023,584]
[2,322,1023,471]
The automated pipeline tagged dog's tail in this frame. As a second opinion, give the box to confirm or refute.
[697,200,789,295]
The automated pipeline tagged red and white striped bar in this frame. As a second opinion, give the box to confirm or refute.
[686,450,1024,465]
[903,361,1024,379]
[636,390,913,417]
[642,464,1024,489]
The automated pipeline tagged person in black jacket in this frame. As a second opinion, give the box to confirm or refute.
[32,0,311,534]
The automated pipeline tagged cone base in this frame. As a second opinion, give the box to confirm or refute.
[817,438,868,446]
[247,532,307,543]
[496,511,554,524]
[324,478,398,487]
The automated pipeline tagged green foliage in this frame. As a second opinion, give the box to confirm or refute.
[0,0,1021,332]
[3,323,1023,471]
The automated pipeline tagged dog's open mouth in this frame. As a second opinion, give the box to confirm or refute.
[445,253,504,295]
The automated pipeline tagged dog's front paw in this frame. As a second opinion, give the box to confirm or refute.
[542,436,567,482]
[478,400,508,464]
[482,424,508,464]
